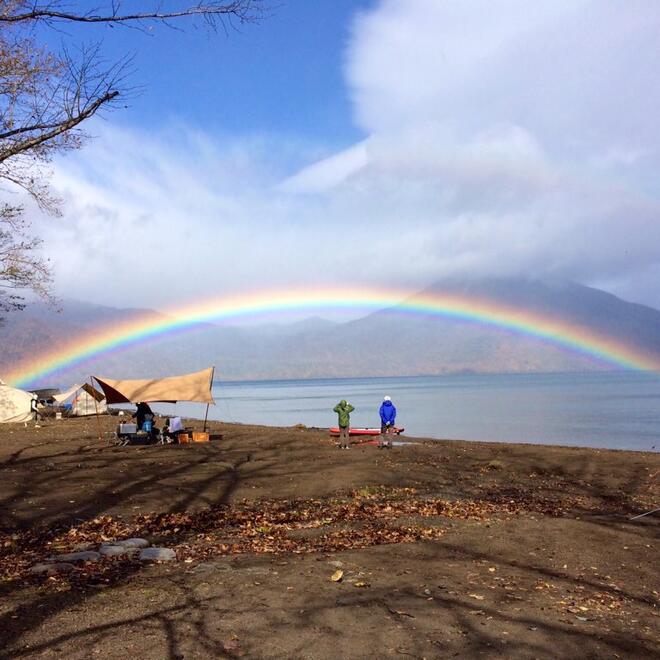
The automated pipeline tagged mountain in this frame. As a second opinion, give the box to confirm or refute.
[2,277,659,386]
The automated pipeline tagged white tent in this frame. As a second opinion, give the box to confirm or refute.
[54,383,107,416]
[0,379,37,423]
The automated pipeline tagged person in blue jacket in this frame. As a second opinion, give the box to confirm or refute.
[378,395,396,449]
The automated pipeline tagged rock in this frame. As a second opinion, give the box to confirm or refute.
[72,542,94,551]
[54,550,101,563]
[30,562,75,576]
[99,545,132,557]
[139,547,176,562]
[118,537,150,549]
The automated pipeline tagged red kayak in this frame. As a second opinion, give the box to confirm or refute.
[329,427,404,437]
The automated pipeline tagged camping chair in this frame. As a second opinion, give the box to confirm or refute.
[159,416,186,444]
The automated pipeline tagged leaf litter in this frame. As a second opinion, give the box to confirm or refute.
[0,486,578,591]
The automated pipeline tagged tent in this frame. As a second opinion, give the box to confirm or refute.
[93,367,215,431]
[54,383,107,416]
[93,367,214,404]
[0,379,37,423]
[32,388,61,405]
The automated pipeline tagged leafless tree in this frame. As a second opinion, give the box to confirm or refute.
[0,1,266,316]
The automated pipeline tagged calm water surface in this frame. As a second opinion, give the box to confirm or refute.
[160,372,660,452]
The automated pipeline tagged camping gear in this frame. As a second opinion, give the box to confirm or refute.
[161,417,187,443]
[93,368,214,405]
[94,368,215,444]
[329,427,404,437]
[169,417,184,433]
[32,388,61,405]
[630,507,660,521]
[192,432,209,443]
[113,422,156,446]
[94,367,215,432]
[54,383,107,416]
[0,380,37,423]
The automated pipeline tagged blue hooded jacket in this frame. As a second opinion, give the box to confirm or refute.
[379,400,396,425]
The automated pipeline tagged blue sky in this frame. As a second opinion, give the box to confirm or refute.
[26,1,660,311]
[46,1,372,147]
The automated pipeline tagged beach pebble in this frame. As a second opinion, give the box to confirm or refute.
[54,551,101,563]
[139,547,176,562]
[30,562,75,575]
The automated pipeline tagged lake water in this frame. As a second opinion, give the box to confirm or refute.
[160,372,660,452]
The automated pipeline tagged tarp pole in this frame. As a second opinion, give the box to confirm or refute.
[630,506,659,521]
[90,376,103,443]
[203,366,215,433]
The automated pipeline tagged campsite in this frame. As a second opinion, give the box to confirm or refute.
[0,410,658,658]
[2,2,660,659]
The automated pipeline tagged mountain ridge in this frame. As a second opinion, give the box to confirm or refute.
[1,277,659,386]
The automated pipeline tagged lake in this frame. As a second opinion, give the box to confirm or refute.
[159,372,660,452]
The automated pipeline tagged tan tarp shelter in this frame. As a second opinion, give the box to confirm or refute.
[93,367,214,404]
[54,383,107,416]
[0,379,37,423]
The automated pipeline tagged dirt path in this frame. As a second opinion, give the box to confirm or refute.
[0,417,658,658]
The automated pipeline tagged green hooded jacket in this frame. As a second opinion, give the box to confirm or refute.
[333,400,354,427]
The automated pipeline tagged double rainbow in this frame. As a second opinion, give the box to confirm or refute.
[5,286,660,387]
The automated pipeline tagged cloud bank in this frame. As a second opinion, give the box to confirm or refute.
[35,0,660,310]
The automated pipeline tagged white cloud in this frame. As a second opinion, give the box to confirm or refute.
[29,1,660,310]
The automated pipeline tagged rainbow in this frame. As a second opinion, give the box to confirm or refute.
[4,286,660,387]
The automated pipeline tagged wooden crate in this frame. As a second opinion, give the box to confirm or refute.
[192,432,210,443]
[178,433,191,444]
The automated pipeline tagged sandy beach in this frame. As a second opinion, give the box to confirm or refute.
[0,415,658,659]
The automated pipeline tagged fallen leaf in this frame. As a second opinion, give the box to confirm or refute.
[354,581,370,588]
[330,570,343,582]
[469,594,485,600]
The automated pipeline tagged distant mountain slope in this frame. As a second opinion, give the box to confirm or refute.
[420,277,660,352]
[1,278,659,386]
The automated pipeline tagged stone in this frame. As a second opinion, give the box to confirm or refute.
[99,545,132,557]
[72,542,94,551]
[54,550,101,563]
[117,537,150,549]
[139,547,176,562]
[30,562,75,576]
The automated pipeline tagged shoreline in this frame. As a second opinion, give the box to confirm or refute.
[122,411,660,455]
[167,370,660,453]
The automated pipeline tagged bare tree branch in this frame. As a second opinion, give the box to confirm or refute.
[0,0,271,318]
[0,89,119,163]
[0,1,266,27]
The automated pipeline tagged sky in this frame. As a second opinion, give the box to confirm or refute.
[25,0,660,312]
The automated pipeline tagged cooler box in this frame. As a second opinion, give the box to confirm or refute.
[118,423,137,434]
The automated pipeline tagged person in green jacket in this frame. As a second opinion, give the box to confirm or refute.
[333,399,354,449]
